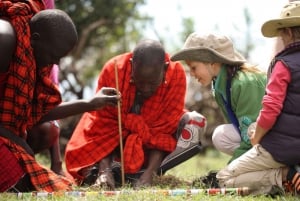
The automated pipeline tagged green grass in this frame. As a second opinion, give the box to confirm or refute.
[0,149,297,200]
[166,149,229,181]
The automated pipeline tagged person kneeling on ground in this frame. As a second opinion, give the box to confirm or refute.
[65,39,207,189]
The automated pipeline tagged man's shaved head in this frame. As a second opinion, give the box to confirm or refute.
[132,39,165,68]
[131,39,168,99]
[30,9,78,45]
[30,9,78,68]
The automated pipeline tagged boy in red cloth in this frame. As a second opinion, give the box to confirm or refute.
[0,0,119,192]
[26,0,66,177]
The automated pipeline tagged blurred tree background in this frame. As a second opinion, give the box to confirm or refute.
[54,0,254,152]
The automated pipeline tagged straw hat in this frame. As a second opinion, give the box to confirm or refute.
[261,1,300,37]
[170,33,246,65]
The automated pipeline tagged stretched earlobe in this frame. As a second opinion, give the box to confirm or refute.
[162,62,169,84]
[130,58,135,82]
[31,32,40,40]
[164,62,169,71]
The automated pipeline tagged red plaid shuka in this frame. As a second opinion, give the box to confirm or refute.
[0,0,72,192]
[65,53,187,181]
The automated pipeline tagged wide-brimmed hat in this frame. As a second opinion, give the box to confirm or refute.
[170,32,246,65]
[261,1,300,37]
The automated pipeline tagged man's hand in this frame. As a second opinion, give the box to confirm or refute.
[89,87,121,110]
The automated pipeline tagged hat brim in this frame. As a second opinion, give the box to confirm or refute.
[261,17,300,37]
[170,47,246,65]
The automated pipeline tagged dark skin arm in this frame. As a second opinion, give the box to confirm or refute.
[39,87,120,123]
[49,137,64,175]
[134,149,166,188]
[26,121,65,175]
[0,19,16,73]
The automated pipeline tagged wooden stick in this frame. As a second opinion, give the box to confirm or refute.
[114,60,125,186]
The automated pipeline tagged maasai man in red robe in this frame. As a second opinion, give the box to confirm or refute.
[65,39,207,189]
[26,0,66,177]
[0,1,74,192]
[0,1,120,192]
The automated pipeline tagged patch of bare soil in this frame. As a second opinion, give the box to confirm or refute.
[152,174,191,189]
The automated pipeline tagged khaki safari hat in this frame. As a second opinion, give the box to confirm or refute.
[171,32,246,65]
[261,1,300,37]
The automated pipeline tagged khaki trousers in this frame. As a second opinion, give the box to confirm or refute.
[217,144,286,195]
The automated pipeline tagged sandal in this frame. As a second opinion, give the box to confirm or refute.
[80,163,99,186]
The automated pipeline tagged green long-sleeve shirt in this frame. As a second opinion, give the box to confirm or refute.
[212,66,267,161]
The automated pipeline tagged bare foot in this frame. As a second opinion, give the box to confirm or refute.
[95,169,115,190]
[51,162,66,176]
[52,168,66,176]
[134,171,153,189]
